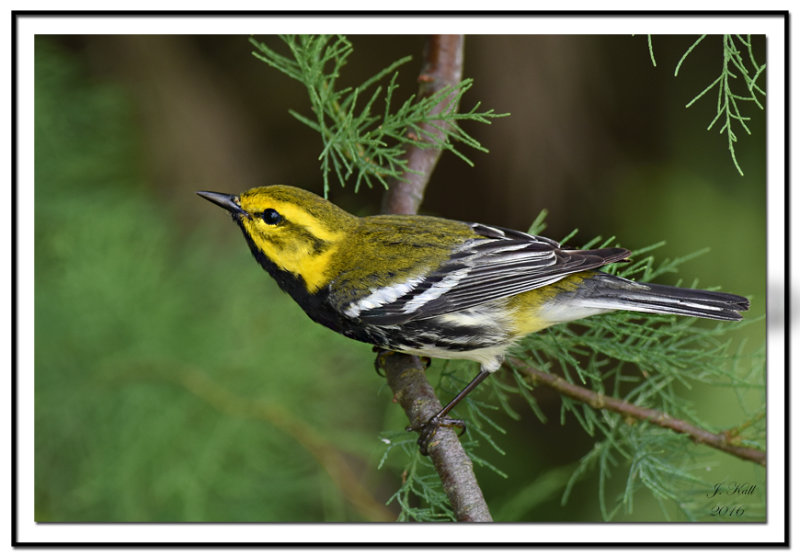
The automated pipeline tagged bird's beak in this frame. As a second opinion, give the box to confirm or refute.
[196,191,248,217]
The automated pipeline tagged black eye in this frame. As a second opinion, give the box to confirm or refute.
[260,209,283,225]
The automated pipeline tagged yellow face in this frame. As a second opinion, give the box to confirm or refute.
[235,186,357,292]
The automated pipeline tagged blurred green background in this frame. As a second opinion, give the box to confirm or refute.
[33,34,766,522]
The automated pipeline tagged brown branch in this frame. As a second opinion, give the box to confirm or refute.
[507,357,766,467]
[381,35,465,216]
[382,354,493,522]
[379,35,492,522]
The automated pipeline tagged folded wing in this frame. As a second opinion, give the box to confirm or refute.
[353,223,630,325]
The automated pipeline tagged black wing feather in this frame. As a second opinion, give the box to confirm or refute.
[356,223,630,325]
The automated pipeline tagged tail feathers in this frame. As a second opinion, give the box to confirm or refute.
[578,273,750,321]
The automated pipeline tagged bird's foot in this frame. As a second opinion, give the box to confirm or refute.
[407,414,466,456]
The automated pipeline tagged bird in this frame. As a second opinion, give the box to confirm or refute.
[197,185,750,454]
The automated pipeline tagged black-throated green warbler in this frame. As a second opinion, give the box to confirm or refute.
[198,185,749,454]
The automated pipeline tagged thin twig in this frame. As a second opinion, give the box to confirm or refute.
[379,35,492,522]
[507,357,766,467]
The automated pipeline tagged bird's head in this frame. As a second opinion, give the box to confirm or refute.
[197,185,357,292]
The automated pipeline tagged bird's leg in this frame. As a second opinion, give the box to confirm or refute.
[372,346,393,377]
[409,368,492,456]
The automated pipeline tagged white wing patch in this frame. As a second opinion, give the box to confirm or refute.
[344,275,425,318]
[400,267,470,314]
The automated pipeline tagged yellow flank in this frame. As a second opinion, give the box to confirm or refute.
[509,271,592,335]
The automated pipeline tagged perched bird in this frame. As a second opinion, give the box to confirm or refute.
[197,185,749,454]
